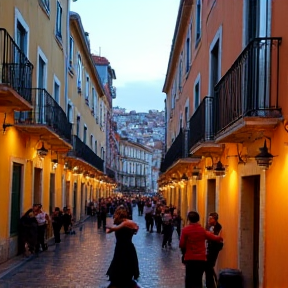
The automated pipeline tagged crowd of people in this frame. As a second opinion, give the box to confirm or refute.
[19,205,74,256]
[18,194,223,288]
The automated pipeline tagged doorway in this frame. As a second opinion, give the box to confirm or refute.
[192,185,197,211]
[33,168,42,205]
[207,179,216,221]
[49,173,55,215]
[240,175,260,288]
[65,181,70,207]
[73,182,77,218]
[80,183,84,217]
[10,163,22,236]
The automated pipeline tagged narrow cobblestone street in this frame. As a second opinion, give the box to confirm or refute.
[0,209,185,288]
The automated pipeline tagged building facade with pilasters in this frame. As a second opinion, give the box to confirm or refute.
[0,0,115,263]
[159,0,288,287]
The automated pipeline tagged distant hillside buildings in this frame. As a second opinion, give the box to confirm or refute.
[113,108,165,193]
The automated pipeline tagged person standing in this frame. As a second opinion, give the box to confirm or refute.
[106,205,140,288]
[179,211,223,288]
[51,207,63,244]
[62,207,73,234]
[205,212,223,288]
[33,204,49,253]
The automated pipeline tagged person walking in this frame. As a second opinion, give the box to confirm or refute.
[143,202,154,232]
[106,205,140,288]
[205,212,223,288]
[179,211,223,288]
[162,207,173,248]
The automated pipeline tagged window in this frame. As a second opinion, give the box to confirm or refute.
[56,1,62,39]
[178,56,183,91]
[77,55,82,92]
[90,135,93,149]
[100,100,103,126]
[94,89,98,120]
[76,116,80,137]
[39,0,50,14]
[185,22,192,73]
[53,75,60,104]
[195,0,202,45]
[101,147,105,160]
[94,140,97,154]
[85,75,90,105]
[69,36,74,67]
[16,22,28,57]
[194,79,200,111]
[83,125,87,144]
[185,106,189,128]
[68,103,73,123]
[15,8,29,59]
[91,87,95,114]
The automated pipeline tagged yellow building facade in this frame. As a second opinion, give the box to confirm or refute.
[0,0,114,263]
[160,1,288,287]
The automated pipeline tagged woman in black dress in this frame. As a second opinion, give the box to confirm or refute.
[106,205,140,288]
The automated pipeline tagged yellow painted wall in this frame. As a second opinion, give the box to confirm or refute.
[69,22,106,154]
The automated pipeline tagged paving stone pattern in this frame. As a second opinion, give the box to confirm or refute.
[0,210,185,288]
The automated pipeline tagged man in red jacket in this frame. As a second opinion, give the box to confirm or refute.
[179,211,223,288]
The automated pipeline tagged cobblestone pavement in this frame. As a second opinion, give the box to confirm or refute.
[0,209,185,288]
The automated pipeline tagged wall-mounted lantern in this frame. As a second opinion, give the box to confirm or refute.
[192,167,201,179]
[255,140,274,170]
[37,142,48,158]
[181,173,189,182]
[213,161,226,177]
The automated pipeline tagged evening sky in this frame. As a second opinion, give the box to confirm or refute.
[71,0,179,112]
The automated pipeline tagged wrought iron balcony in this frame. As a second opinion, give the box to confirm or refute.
[160,129,185,173]
[14,88,72,150]
[214,37,282,143]
[0,28,33,111]
[68,135,104,172]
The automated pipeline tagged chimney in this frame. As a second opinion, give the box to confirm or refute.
[84,32,90,51]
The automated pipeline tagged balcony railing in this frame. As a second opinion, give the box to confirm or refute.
[214,37,282,135]
[160,129,185,173]
[14,88,72,142]
[68,135,104,172]
[189,96,214,151]
[0,28,33,103]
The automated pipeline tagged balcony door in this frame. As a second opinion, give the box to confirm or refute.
[244,0,271,111]
[37,49,47,124]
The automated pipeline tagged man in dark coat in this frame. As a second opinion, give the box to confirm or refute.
[205,212,223,288]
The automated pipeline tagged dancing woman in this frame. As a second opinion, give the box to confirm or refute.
[106,205,140,288]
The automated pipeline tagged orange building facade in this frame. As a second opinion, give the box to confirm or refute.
[159,1,288,287]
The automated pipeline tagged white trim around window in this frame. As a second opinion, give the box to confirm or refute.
[193,73,201,112]
[14,8,30,58]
